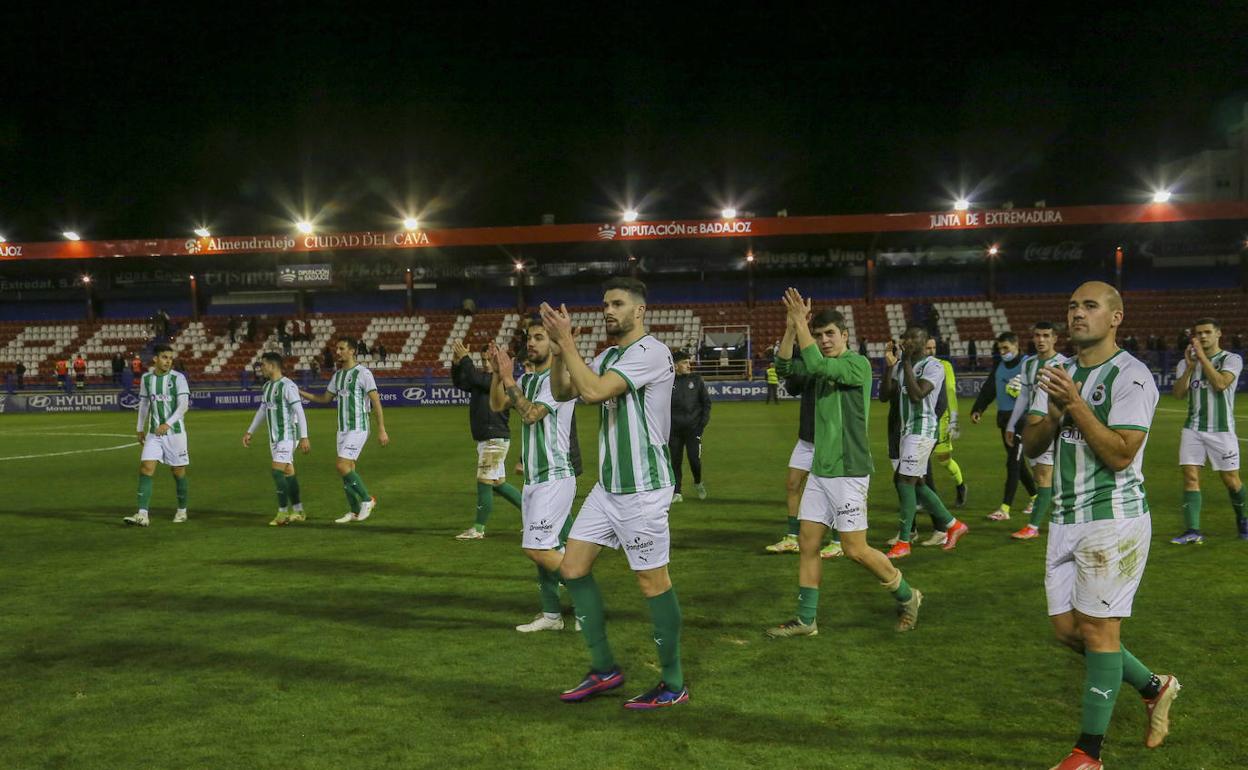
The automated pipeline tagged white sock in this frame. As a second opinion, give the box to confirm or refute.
[543,612,561,621]
[176,508,187,514]
[137,509,149,516]
[278,507,288,513]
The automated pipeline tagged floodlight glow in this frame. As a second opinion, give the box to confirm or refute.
[63,231,81,241]
[988,245,999,256]
[1152,189,1172,203]
[622,209,639,222]
[295,220,313,234]
[953,199,970,211]
[193,227,211,238]
[403,217,419,231]
[81,275,92,284]
[0,234,6,243]
[746,253,755,263]
[721,207,737,219]
[514,261,524,272]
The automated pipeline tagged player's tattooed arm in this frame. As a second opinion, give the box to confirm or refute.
[503,383,551,424]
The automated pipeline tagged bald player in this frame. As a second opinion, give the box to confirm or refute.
[1022,282,1178,770]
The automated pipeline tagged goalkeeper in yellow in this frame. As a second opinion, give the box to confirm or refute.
[925,337,968,508]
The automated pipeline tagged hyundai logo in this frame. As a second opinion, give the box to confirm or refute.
[402,387,426,401]
[28,395,50,408]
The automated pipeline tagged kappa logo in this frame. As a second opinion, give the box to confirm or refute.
[1088,383,1107,406]
[402,387,427,401]
[596,225,617,240]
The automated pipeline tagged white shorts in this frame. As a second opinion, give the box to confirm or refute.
[270,440,295,465]
[1179,428,1240,471]
[897,435,936,478]
[1045,516,1151,619]
[797,475,869,532]
[521,476,578,550]
[788,439,814,472]
[140,432,190,466]
[477,439,510,482]
[1027,443,1055,468]
[568,483,673,571]
[336,430,369,461]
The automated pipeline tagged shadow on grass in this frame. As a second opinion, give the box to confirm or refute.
[215,556,533,583]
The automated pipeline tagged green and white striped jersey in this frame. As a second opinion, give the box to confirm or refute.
[517,369,576,484]
[1028,350,1158,525]
[1022,353,1070,409]
[137,370,190,434]
[899,357,943,440]
[1177,351,1242,433]
[260,377,306,443]
[592,335,675,494]
[327,364,378,432]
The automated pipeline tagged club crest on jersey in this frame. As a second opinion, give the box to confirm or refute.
[1088,383,1107,406]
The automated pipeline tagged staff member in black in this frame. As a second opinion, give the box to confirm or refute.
[450,340,523,539]
[669,351,711,503]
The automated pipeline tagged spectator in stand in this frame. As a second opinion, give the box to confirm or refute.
[56,358,69,387]
[936,337,951,358]
[158,308,171,337]
[246,315,257,342]
[376,343,388,363]
[966,339,978,370]
[858,337,869,357]
[1176,329,1189,352]
[355,338,370,357]
[1124,334,1138,354]
[15,362,26,390]
[73,354,87,387]
[309,357,321,379]
[130,354,144,384]
[322,347,334,373]
[1233,333,1244,351]
[173,355,185,374]
[111,353,125,385]
[227,316,238,343]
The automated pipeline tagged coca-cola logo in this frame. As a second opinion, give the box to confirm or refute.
[1023,241,1084,263]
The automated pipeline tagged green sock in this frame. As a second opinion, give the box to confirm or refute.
[558,515,574,547]
[475,483,493,529]
[1120,646,1154,692]
[915,484,954,529]
[345,471,371,504]
[897,484,918,542]
[286,474,301,506]
[174,476,188,509]
[941,457,965,485]
[136,474,153,510]
[890,575,914,603]
[343,481,361,514]
[1029,487,1053,528]
[537,566,562,615]
[564,574,615,673]
[786,515,799,537]
[646,588,684,690]
[796,585,819,625]
[1230,486,1246,520]
[271,469,290,508]
[1080,651,1123,736]
[494,482,522,509]
[1182,490,1202,530]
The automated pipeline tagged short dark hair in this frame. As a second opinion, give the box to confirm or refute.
[261,351,284,368]
[602,277,648,302]
[996,331,1018,344]
[525,318,545,332]
[153,344,173,355]
[673,350,691,363]
[337,336,358,349]
[1032,321,1056,332]
[810,309,848,334]
[1193,317,1220,330]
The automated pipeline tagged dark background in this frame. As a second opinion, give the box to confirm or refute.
[2,3,1244,240]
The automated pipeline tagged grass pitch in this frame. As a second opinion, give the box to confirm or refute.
[1,400,1244,769]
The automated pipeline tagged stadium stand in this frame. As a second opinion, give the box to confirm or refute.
[2,290,1246,385]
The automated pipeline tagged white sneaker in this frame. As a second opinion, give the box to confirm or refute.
[919,530,947,547]
[334,512,358,524]
[987,506,1011,521]
[672,493,684,503]
[123,513,150,527]
[516,613,565,633]
[765,534,800,553]
[355,497,376,521]
[173,510,187,523]
[694,482,708,500]
[455,527,484,540]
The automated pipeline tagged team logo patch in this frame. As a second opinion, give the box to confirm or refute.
[1088,383,1107,406]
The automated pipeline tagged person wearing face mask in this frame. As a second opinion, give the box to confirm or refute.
[971,331,1038,521]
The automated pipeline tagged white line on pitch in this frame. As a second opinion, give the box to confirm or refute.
[0,442,139,461]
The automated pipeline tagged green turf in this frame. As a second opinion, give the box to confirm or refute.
[1,399,1244,769]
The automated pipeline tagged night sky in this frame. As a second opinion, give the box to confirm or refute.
[2,4,1244,242]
